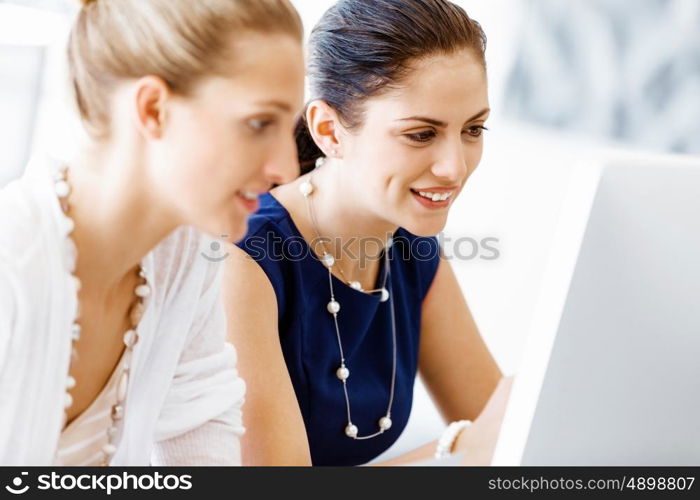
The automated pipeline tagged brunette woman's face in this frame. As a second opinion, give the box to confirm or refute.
[337,50,489,237]
[153,32,305,241]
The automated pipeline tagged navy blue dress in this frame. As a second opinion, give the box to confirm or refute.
[237,193,441,465]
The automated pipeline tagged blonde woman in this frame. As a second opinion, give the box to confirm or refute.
[0,0,304,465]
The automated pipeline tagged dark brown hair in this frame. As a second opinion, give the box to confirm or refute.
[296,0,487,173]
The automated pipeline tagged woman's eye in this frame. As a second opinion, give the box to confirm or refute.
[406,130,436,143]
[464,125,488,138]
[248,119,274,132]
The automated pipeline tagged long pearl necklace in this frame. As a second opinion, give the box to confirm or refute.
[299,160,398,440]
[54,165,150,466]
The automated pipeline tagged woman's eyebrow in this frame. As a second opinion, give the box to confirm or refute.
[466,108,491,121]
[396,108,491,127]
[396,116,448,127]
[255,100,293,112]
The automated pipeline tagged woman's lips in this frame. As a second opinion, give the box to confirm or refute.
[410,187,456,210]
[236,192,260,213]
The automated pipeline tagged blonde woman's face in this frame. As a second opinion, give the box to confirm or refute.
[338,50,489,237]
[155,33,304,241]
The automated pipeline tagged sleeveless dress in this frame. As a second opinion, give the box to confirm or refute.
[236,193,441,465]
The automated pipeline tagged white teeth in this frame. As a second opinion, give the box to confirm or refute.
[416,190,453,202]
[240,191,258,201]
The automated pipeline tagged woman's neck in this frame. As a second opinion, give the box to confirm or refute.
[66,142,180,298]
[276,160,397,283]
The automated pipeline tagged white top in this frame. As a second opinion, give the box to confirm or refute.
[0,154,246,465]
[55,351,128,466]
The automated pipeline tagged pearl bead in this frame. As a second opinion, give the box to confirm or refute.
[327,300,341,315]
[379,416,393,431]
[66,376,76,390]
[64,217,75,234]
[107,426,118,438]
[72,276,82,293]
[299,181,314,197]
[321,253,335,268]
[71,347,79,362]
[111,404,124,420]
[135,284,151,298]
[54,180,71,198]
[64,392,73,408]
[65,252,76,274]
[349,281,363,291]
[129,302,145,326]
[380,288,390,302]
[315,156,326,169]
[102,443,117,456]
[345,424,358,438]
[336,365,350,381]
[123,329,139,348]
[71,323,81,341]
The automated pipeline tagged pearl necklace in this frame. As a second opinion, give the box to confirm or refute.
[54,165,150,466]
[299,160,398,440]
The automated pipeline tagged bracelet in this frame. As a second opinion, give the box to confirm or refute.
[434,420,472,459]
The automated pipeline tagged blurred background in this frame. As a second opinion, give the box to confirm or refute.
[1,0,698,461]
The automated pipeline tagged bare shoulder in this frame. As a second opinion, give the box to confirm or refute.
[222,243,278,313]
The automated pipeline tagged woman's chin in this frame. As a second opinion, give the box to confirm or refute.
[198,216,247,244]
[401,217,447,238]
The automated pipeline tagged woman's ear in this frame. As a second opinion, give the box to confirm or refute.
[305,99,343,159]
[133,75,170,140]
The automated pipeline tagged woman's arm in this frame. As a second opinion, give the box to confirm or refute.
[375,258,506,466]
[151,246,246,465]
[418,258,502,422]
[223,245,312,466]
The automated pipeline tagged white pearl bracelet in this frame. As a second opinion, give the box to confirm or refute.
[434,420,472,459]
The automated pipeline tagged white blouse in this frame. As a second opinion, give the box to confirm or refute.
[0,154,246,465]
[55,351,128,466]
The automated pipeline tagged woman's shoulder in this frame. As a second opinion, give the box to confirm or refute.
[0,155,67,281]
[149,226,223,297]
[232,193,306,314]
[391,228,442,301]
[235,193,303,267]
[0,180,41,263]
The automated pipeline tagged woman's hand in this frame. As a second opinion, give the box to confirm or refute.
[454,375,515,465]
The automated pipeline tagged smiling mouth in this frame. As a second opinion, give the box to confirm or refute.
[410,188,455,202]
[238,190,259,201]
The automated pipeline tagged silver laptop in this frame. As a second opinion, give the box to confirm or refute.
[492,152,700,466]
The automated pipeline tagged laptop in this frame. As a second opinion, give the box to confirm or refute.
[492,152,700,466]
